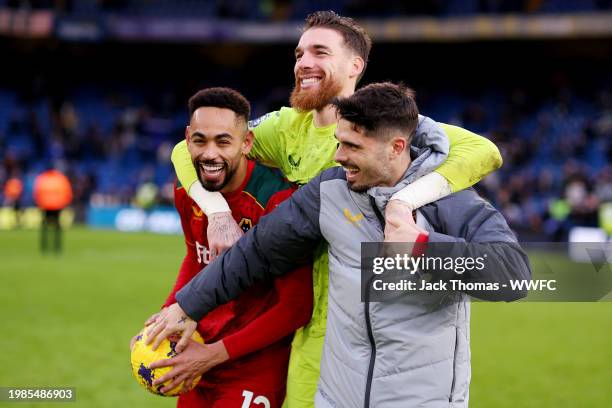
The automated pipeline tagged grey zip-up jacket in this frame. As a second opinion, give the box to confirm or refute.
[177,151,531,408]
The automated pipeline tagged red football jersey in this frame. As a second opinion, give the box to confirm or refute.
[163,159,313,391]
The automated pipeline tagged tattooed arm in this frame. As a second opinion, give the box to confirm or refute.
[207,212,243,259]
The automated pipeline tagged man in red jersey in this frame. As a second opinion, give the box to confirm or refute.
[135,87,312,408]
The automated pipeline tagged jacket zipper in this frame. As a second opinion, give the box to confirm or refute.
[419,206,459,402]
[363,293,376,408]
[449,303,461,402]
[363,197,386,408]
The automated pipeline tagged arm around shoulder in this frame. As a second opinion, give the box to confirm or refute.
[436,124,503,192]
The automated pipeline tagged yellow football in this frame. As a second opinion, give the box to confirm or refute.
[130,329,204,396]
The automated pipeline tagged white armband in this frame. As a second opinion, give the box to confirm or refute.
[188,182,230,216]
[390,172,452,211]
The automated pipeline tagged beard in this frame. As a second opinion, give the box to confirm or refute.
[194,160,236,192]
[342,154,394,193]
[290,74,343,112]
[347,181,369,193]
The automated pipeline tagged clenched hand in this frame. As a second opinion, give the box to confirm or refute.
[150,339,229,394]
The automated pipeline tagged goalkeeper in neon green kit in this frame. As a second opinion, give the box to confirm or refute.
[170,11,502,407]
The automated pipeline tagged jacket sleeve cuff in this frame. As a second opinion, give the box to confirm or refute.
[176,286,205,322]
[412,232,429,257]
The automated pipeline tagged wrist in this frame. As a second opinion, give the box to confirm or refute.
[189,183,230,215]
[387,198,414,212]
[390,172,451,211]
[208,211,232,220]
[210,340,230,365]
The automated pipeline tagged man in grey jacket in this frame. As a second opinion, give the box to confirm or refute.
[148,82,531,407]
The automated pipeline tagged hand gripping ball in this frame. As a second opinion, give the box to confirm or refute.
[130,329,205,396]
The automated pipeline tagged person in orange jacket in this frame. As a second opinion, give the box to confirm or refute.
[3,175,24,226]
[33,169,73,254]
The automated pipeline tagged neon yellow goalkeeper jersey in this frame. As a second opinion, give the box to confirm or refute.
[248,108,338,185]
[171,106,502,408]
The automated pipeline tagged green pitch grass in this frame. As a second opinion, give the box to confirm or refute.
[1,228,610,407]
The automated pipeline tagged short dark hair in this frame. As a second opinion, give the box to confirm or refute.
[332,82,419,141]
[304,11,372,82]
[188,87,251,124]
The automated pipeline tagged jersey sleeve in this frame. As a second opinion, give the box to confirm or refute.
[163,185,200,307]
[171,140,199,193]
[222,263,313,359]
[250,111,285,168]
[435,124,503,192]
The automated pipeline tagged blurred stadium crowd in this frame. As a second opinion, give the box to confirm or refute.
[1,1,611,241]
[2,0,612,19]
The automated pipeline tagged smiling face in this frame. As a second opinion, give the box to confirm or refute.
[186,107,253,193]
[333,118,397,192]
[290,27,361,111]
